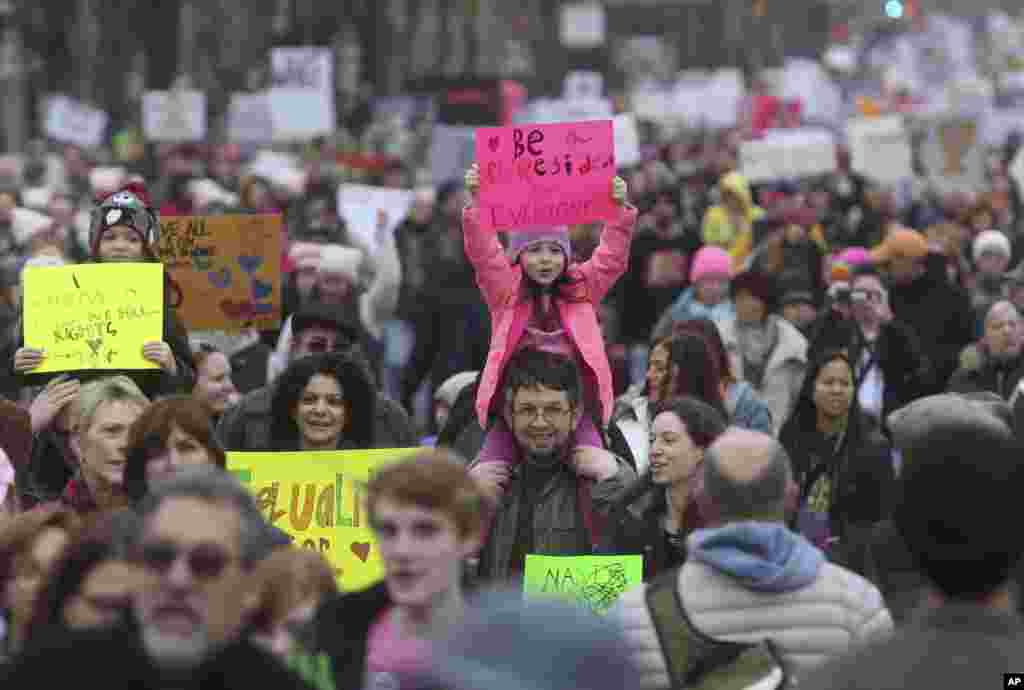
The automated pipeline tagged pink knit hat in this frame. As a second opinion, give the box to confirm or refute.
[836,247,872,267]
[506,227,572,264]
[690,247,732,283]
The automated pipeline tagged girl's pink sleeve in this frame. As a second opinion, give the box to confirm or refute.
[463,205,515,310]
[578,204,638,303]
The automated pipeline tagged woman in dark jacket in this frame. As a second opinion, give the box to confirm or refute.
[605,397,727,580]
[5,184,195,401]
[268,352,376,451]
[780,349,894,575]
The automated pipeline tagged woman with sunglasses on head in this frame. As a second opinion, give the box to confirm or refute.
[6,183,195,400]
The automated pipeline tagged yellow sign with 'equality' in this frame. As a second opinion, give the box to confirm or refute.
[227,449,418,591]
[22,263,164,373]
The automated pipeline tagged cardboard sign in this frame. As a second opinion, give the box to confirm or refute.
[847,116,913,184]
[475,120,617,231]
[142,90,207,142]
[227,449,419,590]
[44,95,108,149]
[523,554,643,614]
[227,93,273,143]
[269,48,335,140]
[921,117,985,193]
[740,129,837,182]
[157,215,282,332]
[337,185,415,252]
[22,263,164,373]
[560,2,606,48]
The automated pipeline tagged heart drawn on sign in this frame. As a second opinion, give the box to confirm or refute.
[488,136,500,153]
[208,268,231,289]
[252,279,273,300]
[238,255,263,275]
[219,299,254,320]
[350,542,371,563]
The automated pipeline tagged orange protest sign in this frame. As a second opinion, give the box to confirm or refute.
[157,214,282,331]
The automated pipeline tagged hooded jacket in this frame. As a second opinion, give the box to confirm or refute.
[613,522,893,689]
[701,172,765,256]
[463,204,637,427]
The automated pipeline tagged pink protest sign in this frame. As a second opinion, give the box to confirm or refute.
[475,120,616,232]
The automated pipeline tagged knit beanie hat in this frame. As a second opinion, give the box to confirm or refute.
[972,230,1012,262]
[888,393,1024,599]
[88,184,158,256]
[731,270,778,311]
[506,227,572,264]
[836,246,872,267]
[317,244,363,284]
[690,246,732,283]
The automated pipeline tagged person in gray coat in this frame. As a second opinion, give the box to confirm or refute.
[803,393,1024,689]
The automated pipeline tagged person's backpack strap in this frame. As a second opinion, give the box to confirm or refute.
[644,569,787,690]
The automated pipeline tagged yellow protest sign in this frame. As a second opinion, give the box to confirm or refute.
[227,449,419,591]
[22,263,164,373]
[523,554,644,614]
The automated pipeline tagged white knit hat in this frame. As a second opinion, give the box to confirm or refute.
[317,244,363,283]
[10,208,54,246]
[973,230,1012,261]
[89,166,127,196]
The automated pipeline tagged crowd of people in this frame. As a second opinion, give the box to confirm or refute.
[0,71,1020,687]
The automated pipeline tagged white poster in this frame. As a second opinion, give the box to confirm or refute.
[613,113,640,168]
[142,90,206,142]
[429,125,475,185]
[564,71,604,102]
[269,47,335,140]
[560,2,605,48]
[337,185,415,253]
[44,95,108,149]
[846,116,913,184]
[740,129,837,182]
[227,92,273,143]
[702,69,745,128]
[521,98,613,124]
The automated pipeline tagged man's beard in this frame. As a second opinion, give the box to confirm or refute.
[141,625,211,672]
[522,438,571,470]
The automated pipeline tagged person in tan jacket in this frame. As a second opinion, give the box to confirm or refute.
[612,428,892,689]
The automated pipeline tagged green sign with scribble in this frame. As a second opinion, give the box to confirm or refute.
[523,554,643,615]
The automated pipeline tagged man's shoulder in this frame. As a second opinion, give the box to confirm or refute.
[5,624,149,684]
[236,385,272,414]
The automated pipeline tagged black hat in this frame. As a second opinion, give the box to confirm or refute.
[291,304,362,350]
[731,270,779,312]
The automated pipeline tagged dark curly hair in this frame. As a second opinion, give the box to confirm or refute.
[269,352,376,450]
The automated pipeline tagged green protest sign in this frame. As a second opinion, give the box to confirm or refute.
[523,554,643,614]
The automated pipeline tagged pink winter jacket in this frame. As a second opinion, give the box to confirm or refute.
[463,203,638,427]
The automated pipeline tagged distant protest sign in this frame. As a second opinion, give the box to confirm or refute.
[475,119,617,232]
[337,185,415,253]
[157,215,282,332]
[22,263,163,373]
[269,47,335,140]
[847,116,913,184]
[227,93,273,144]
[740,128,837,182]
[228,449,418,589]
[142,90,206,142]
[44,95,108,149]
[523,554,643,614]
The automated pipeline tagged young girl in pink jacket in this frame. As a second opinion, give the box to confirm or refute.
[463,163,637,495]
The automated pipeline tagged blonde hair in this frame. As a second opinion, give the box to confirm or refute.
[74,376,149,432]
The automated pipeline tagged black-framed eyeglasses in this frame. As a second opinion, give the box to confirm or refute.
[136,540,237,580]
[511,404,573,424]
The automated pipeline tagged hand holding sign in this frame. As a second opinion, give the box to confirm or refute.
[474,119,617,232]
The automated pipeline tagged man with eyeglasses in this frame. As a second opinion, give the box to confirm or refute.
[472,348,635,582]
[810,265,932,427]
[2,467,312,689]
[950,301,1024,400]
